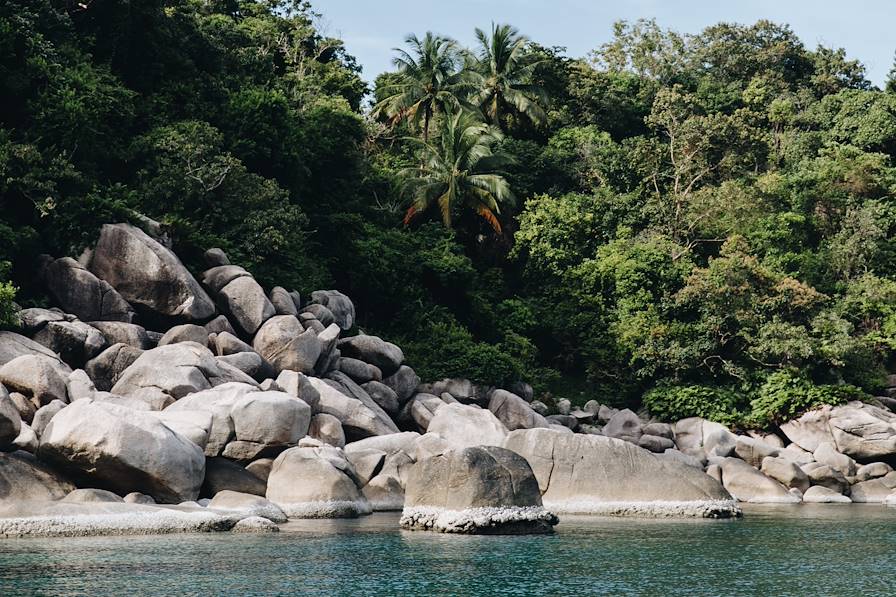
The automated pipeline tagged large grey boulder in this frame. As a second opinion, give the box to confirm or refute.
[428,403,508,449]
[398,393,445,432]
[32,320,107,367]
[345,449,386,487]
[344,432,421,457]
[0,385,22,448]
[760,456,810,493]
[201,265,250,295]
[338,358,381,383]
[337,335,403,377]
[164,383,305,458]
[213,331,254,356]
[781,402,896,460]
[215,276,275,337]
[638,434,675,453]
[252,316,321,375]
[85,343,142,391]
[31,399,66,438]
[673,417,730,459]
[718,458,800,503]
[158,324,208,347]
[488,389,550,431]
[269,287,298,316]
[111,342,257,401]
[150,409,212,450]
[216,352,267,380]
[62,488,125,503]
[229,390,310,446]
[309,290,355,330]
[382,365,420,405]
[66,367,98,400]
[274,370,320,410]
[88,223,215,322]
[421,378,481,402]
[42,256,134,322]
[0,332,71,376]
[203,248,230,268]
[266,446,370,517]
[360,381,400,416]
[89,322,152,349]
[602,409,643,444]
[202,458,267,498]
[308,413,346,448]
[307,377,398,441]
[301,304,334,327]
[805,464,849,494]
[324,372,396,432]
[813,442,856,476]
[704,428,737,458]
[0,451,75,502]
[503,428,739,518]
[204,315,236,337]
[38,400,206,503]
[0,355,68,407]
[400,446,557,534]
[856,462,893,482]
[734,436,781,468]
[345,434,423,511]
[849,479,894,503]
[17,308,65,333]
[803,485,852,503]
[9,391,35,424]
[208,490,286,523]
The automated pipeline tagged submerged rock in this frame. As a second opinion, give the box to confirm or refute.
[802,485,852,504]
[504,428,739,518]
[232,516,279,533]
[400,446,557,534]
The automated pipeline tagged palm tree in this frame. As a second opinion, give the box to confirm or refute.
[373,32,471,141]
[472,23,548,130]
[401,109,515,234]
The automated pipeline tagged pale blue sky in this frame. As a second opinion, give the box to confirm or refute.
[316,0,894,86]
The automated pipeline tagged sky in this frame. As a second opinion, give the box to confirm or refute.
[315,0,894,86]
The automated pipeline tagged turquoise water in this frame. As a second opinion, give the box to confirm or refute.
[1,505,895,596]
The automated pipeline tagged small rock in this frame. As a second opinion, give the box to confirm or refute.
[159,324,209,347]
[760,456,810,493]
[638,434,674,453]
[232,516,279,533]
[802,485,851,503]
[856,462,893,482]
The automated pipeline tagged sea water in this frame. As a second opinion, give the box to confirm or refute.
[1,505,895,596]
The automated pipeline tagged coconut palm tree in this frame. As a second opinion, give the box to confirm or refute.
[471,23,548,130]
[401,109,515,234]
[372,32,471,141]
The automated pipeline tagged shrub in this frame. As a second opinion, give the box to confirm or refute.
[0,262,18,329]
[747,371,867,427]
[398,320,527,388]
[642,384,740,424]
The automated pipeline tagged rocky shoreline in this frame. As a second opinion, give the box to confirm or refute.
[0,222,894,537]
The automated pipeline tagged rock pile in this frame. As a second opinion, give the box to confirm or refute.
[19,220,876,536]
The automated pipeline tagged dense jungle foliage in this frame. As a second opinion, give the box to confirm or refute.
[2,1,895,425]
